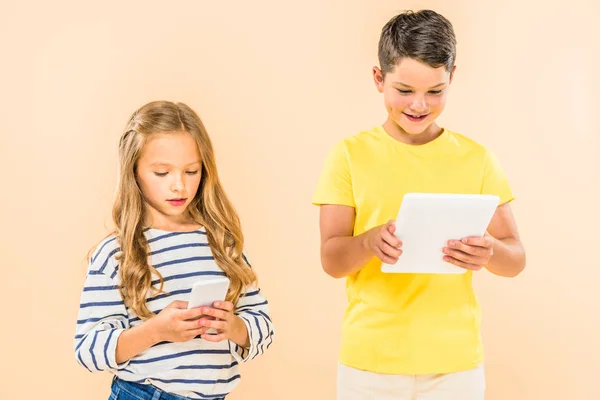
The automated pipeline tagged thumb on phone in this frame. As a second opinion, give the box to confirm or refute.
[167,300,189,310]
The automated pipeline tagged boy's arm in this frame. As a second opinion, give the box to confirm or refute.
[319,204,402,278]
[485,203,526,277]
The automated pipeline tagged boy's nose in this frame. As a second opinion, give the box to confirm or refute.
[410,97,428,112]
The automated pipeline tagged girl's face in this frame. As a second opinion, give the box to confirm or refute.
[135,131,202,228]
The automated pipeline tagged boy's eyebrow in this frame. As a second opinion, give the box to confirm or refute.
[393,82,447,89]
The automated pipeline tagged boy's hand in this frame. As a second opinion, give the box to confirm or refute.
[443,232,496,271]
[363,220,403,264]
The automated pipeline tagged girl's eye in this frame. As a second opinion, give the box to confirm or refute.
[154,172,168,177]
[429,90,443,95]
[186,170,199,175]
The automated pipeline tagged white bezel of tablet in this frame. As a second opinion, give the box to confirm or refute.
[381,193,500,274]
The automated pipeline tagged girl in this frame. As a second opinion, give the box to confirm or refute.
[74,101,275,400]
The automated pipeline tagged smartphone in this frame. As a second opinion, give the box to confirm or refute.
[187,276,231,310]
[187,276,230,335]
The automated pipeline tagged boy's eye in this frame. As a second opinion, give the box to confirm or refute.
[154,172,168,177]
[397,89,444,95]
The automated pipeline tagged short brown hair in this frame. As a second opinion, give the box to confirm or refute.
[378,9,457,75]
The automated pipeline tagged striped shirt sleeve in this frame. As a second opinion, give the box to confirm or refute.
[74,241,130,373]
[230,285,275,362]
[228,253,275,362]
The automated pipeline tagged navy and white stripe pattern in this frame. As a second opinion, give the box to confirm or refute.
[74,227,275,399]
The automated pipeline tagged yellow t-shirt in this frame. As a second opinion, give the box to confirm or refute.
[312,126,514,375]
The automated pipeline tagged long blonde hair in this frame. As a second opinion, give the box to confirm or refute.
[94,100,256,320]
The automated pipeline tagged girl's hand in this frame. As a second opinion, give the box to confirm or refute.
[443,233,496,271]
[197,301,249,347]
[149,300,209,343]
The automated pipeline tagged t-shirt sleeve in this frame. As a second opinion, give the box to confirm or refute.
[312,140,355,207]
[481,148,514,205]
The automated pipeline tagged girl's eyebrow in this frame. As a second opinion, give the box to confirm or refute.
[149,160,201,167]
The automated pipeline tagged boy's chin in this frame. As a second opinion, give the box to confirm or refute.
[390,115,433,135]
[404,128,427,135]
[398,123,429,135]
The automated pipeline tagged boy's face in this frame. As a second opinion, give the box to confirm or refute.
[373,58,455,135]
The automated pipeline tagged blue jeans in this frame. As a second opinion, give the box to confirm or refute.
[109,377,225,400]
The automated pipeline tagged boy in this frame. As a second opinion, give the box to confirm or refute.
[312,9,526,400]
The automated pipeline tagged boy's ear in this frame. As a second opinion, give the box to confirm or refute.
[449,65,457,84]
[373,66,385,93]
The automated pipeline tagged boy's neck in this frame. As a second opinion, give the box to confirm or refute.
[383,119,444,146]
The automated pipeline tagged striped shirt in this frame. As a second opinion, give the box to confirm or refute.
[74,227,275,399]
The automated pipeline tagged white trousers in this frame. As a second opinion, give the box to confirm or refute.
[337,363,486,400]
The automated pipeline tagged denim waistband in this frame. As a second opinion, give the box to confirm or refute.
[112,377,225,400]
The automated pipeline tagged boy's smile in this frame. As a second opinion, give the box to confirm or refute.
[403,112,430,122]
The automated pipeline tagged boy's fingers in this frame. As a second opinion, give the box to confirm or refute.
[382,228,402,248]
[447,241,490,257]
[386,220,396,234]
[443,248,487,265]
[375,247,399,264]
[443,256,483,271]
[457,236,492,248]
[381,242,402,258]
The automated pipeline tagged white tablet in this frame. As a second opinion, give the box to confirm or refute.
[381,193,500,274]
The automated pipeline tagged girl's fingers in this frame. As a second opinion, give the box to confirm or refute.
[200,332,227,343]
[199,319,228,330]
[212,301,234,312]
[182,307,208,321]
[200,307,230,321]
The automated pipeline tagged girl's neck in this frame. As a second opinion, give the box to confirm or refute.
[145,224,203,233]
[143,209,201,233]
